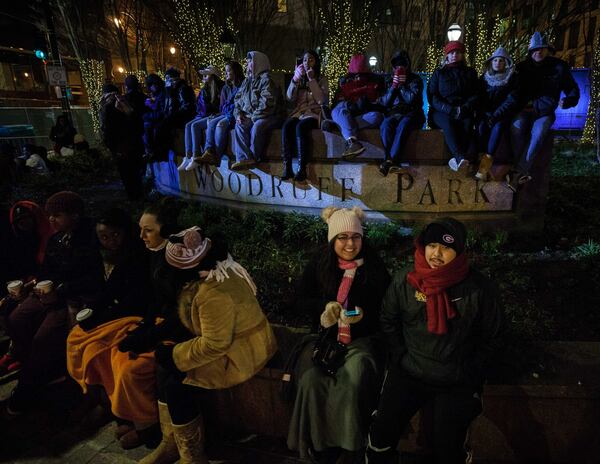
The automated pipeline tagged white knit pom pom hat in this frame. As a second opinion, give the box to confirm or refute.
[321,206,365,242]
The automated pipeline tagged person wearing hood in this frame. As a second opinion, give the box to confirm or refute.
[378,50,425,177]
[330,54,384,160]
[427,41,481,173]
[475,47,519,181]
[366,218,504,464]
[178,66,225,171]
[281,49,329,182]
[507,32,579,191]
[231,51,285,171]
[138,227,277,464]
[5,191,104,415]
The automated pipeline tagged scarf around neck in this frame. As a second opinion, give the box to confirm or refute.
[336,257,364,344]
[406,245,469,335]
[484,67,514,87]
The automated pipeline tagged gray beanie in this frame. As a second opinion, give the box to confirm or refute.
[528,32,555,53]
[486,46,513,68]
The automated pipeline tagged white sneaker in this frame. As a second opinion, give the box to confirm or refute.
[177,156,191,171]
[448,157,459,171]
[185,159,199,171]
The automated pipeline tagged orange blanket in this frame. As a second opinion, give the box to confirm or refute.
[67,316,157,423]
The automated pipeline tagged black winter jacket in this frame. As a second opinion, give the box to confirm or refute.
[480,71,520,124]
[380,267,504,390]
[381,72,425,120]
[296,248,391,341]
[164,78,196,120]
[515,56,580,117]
[427,63,481,119]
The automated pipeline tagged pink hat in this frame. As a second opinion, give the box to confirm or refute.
[165,226,212,269]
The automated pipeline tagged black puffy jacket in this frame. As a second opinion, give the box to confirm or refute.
[427,62,481,119]
[515,56,580,117]
[480,70,520,124]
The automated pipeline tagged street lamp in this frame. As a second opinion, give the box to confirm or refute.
[447,23,462,42]
[369,56,378,68]
[118,67,124,73]
[169,46,176,55]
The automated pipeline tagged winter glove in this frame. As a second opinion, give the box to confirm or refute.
[320,301,342,328]
[339,306,364,325]
[154,343,186,380]
[293,64,304,83]
[118,320,159,354]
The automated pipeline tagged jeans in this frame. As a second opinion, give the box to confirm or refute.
[477,119,509,156]
[331,101,384,140]
[510,111,555,174]
[368,364,482,464]
[204,114,231,155]
[429,111,476,160]
[281,117,318,161]
[380,113,424,163]
[184,116,210,156]
[234,115,282,162]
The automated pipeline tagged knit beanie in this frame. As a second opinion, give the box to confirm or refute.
[45,191,84,216]
[421,218,466,254]
[322,207,365,242]
[165,226,212,269]
[528,31,554,53]
[444,41,465,56]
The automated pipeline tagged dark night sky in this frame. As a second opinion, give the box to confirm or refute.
[0,4,44,50]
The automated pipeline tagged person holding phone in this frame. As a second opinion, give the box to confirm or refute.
[366,218,504,464]
[281,49,329,182]
[378,50,425,177]
[288,207,390,464]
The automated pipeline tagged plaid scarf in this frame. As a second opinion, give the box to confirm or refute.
[336,258,364,344]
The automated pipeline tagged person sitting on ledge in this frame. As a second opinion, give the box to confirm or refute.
[378,50,425,177]
[329,54,384,160]
[232,51,285,171]
[139,227,277,464]
[281,49,329,182]
[143,74,166,161]
[287,207,390,464]
[506,31,579,191]
[427,41,480,173]
[476,46,519,182]
[366,217,504,464]
[178,66,224,171]
[191,61,245,169]
[5,191,104,416]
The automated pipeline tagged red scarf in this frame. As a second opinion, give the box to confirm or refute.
[407,244,469,335]
[336,258,363,344]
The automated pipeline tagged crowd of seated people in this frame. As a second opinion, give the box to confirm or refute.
[0,190,505,464]
[96,31,578,204]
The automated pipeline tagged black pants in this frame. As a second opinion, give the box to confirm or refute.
[281,117,318,162]
[368,364,482,464]
[429,111,476,160]
[156,364,207,425]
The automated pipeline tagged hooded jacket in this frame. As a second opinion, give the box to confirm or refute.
[380,51,424,119]
[234,51,285,122]
[515,55,580,117]
[335,54,383,114]
[480,47,520,123]
[380,218,504,389]
[427,60,481,119]
[195,78,225,118]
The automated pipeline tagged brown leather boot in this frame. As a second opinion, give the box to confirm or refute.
[475,154,493,181]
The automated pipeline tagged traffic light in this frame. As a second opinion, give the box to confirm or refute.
[34,49,47,60]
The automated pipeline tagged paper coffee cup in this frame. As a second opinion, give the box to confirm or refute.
[7,280,23,296]
[76,308,93,323]
[35,280,54,294]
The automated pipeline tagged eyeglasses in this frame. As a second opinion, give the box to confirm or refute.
[336,234,362,243]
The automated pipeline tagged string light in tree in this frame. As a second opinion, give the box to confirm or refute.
[581,32,600,145]
[79,58,105,136]
[474,14,502,74]
[321,0,375,94]
[425,43,442,74]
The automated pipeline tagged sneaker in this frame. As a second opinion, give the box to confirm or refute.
[184,159,199,171]
[505,172,520,192]
[378,161,392,177]
[388,164,408,175]
[448,157,469,172]
[177,156,192,171]
[518,173,532,184]
[230,159,257,171]
[342,139,365,160]
[475,154,493,181]
[0,354,20,379]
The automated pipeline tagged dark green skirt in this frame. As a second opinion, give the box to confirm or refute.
[287,336,381,458]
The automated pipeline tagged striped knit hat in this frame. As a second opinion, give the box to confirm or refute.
[322,207,365,242]
[165,226,212,269]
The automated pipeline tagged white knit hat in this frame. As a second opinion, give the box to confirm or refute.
[321,207,365,242]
